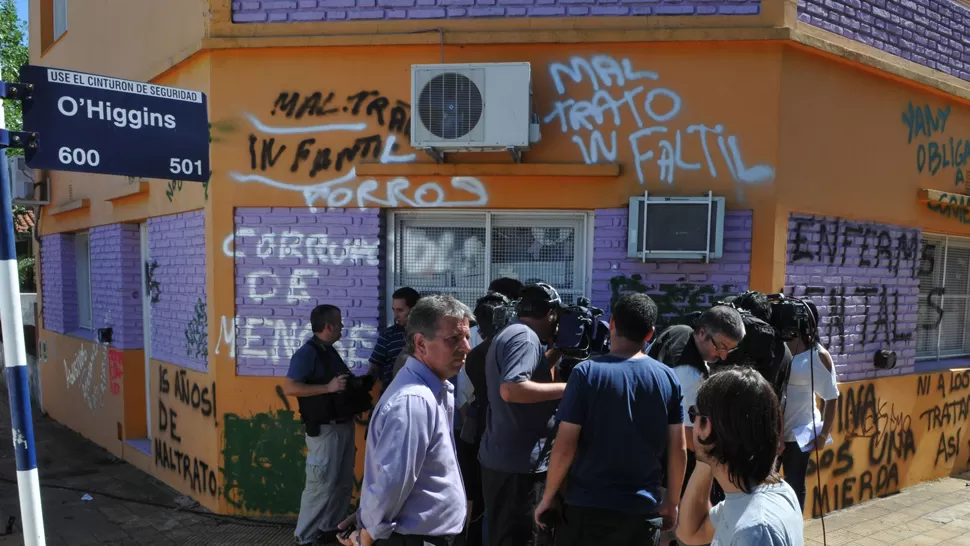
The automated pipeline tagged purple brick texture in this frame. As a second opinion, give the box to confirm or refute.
[798,0,970,81]
[233,207,381,377]
[90,224,144,350]
[232,0,760,21]
[783,214,921,382]
[40,233,79,334]
[148,211,208,372]
[592,208,752,327]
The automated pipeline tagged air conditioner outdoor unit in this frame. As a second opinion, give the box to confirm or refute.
[7,156,49,206]
[411,62,536,162]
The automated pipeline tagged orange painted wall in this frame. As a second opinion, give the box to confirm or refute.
[31,36,970,516]
[805,369,970,519]
[37,331,140,461]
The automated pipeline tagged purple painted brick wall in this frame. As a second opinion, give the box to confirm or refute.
[233,207,381,377]
[232,0,759,22]
[592,208,752,326]
[783,214,921,381]
[148,211,208,372]
[90,224,144,350]
[41,233,79,334]
[799,0,970,81]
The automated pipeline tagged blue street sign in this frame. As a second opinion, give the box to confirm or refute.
[19,65,209,182]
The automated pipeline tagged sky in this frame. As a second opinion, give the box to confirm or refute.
[15,0,27,27]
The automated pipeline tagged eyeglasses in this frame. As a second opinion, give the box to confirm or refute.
[706,334,738,354]
[687,405,706,424]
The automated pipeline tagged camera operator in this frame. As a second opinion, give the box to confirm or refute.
[479,283,566,546]
[285,304,374,546]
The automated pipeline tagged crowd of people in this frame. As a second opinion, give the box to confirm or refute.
[283,279,838,546]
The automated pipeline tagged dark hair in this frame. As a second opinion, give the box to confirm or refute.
[799,300,821,346]
[475,292,511,339]
[611,293,658,342]
[517,283,561,319]
[695,305,745,342]
[488,277,524,300]
[392,287,421,308]
[734,291,771,323]
[311,305,341,333]
[695,367,782,493]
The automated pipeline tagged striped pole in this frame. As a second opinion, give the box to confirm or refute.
[0,98,46,545]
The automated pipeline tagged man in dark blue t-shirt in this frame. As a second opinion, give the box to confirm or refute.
[368,286,419,394]
[534,293,687,546]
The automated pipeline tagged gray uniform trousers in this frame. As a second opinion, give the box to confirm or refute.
[295,421,357,544]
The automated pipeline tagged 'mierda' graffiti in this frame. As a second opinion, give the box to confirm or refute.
[544,55,775,198]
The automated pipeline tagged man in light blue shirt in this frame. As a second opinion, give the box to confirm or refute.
[341,295,472,546]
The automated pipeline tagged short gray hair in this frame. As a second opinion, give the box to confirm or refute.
[405,295,474,354]
[696,305,746,342]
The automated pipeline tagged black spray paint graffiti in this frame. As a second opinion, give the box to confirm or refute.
[145,260,161,304]
[185,298,207,360]
[249,90,412,178]
[155,364,218,497]
[927,191,970,225]
[802,285,913,356]
[807,382,916,518]
[608,274,739,329]
[902,102,970,188]
[790,218,920,278]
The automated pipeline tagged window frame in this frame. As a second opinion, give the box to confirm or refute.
[916,232,970,362]
[384,210,595,326]
[53,0,67,40]
[74,230,93,330]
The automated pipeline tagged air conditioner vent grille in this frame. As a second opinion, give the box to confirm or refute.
[417,72,484,140]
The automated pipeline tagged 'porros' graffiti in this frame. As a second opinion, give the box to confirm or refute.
[543,55,775,198]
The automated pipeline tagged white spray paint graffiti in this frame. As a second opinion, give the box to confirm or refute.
[235,113,487,210]
[64,342,108,412]
[401,228,486,277]
[12,428,26,450]
[544,55,775,198]
[229,168,489,212]
[238,319,377,372]
[216,315,236,359]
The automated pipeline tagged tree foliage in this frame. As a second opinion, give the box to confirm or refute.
[0,0,28,155]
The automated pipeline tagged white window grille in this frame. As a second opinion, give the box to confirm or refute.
[917,233,970,360]
[387,211,593,317]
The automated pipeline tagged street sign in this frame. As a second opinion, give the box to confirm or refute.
[19,65,209,182]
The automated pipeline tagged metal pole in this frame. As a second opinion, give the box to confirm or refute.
[0,102,46,545]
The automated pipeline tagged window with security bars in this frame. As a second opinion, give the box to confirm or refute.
[388,212,592,314]
[917,234,970,360]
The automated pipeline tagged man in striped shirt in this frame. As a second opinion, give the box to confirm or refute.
[370,287,420,395]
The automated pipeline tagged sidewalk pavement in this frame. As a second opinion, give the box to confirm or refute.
[0,390,296,545]
[5,388,970,545]
[805,472,970,545]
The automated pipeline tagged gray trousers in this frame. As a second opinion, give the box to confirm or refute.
[295,422,356,544]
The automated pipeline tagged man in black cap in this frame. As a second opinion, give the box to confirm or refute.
[479,283,564,546]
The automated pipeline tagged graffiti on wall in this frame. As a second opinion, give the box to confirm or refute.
[185,298,208,359]
[155,363,219,498]
[221,227,380,265]
[64,342,109,412]
[902,103,968,186]
[109,348,123,396]
[807,371,970,518]
[609,274,741,328]
[786,215,920,366]
[216,315,236,359]
[227,90,489,209]
[221,385,374,514]
[544,55,775,198]
[926,191,970,225]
